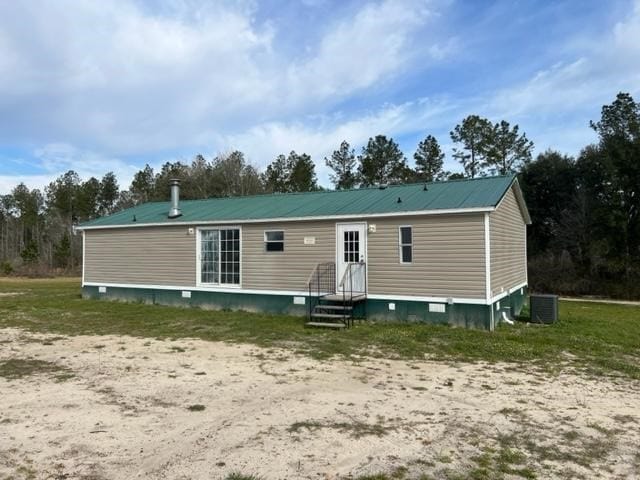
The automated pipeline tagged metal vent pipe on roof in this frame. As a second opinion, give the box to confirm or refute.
[168,179,182,218]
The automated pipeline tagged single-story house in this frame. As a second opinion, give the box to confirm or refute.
[76,175,531,330]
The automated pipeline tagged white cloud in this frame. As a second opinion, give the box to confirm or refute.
[34,143,140,180]
[0,144,142,195]
[613,0,640,54]
[0,0,445,155]
[222,0,640,183]
[220,0,640,182]
[219,97,457,183]
[1,0,638,194]
[0,174,56,196]
[285,0,435,102]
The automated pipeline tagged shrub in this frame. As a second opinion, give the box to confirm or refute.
[0,261,13,276]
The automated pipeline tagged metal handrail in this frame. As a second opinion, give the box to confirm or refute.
[306,262,321,286]
[307,262,336,321]
[338,261,367,327]
[307,261,367,326]
[338,263,352,288]
[309,262,336,294]
[339,261,366,290]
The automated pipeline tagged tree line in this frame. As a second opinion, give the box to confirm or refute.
[1,93,638,299]
[520,93,640,299]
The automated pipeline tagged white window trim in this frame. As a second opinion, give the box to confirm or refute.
[196,226,242,289]
[264,230,284,253]
[398,225,413,264]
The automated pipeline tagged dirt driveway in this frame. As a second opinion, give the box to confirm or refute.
[1,327,639,480]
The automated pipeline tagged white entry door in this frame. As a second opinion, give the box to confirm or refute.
[336,223,367,293]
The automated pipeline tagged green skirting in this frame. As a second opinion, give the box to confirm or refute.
[363,299,491,330]
[82,285,528,331]
[82,285,308,316]
[491,285,528,326]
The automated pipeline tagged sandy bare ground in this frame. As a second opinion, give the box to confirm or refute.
[1,328,639,480]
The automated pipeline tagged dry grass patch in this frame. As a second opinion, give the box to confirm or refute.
[288,417,396,439]
[0,358,73,382]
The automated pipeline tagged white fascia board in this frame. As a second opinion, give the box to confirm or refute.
[488,282,528,304]
[75,207,494,231]
[82,281,489,305]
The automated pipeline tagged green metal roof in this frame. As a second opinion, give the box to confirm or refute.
[79,175,524,229]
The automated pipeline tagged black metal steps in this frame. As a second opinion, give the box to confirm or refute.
[306,261,367,329]
[305,294,366,329]
[321,293,366,302]
[314,304,353,311]
[310,312,347,320]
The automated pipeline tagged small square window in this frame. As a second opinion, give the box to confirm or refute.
[265,230,284,252]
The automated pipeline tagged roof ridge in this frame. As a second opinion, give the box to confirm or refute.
[174,174,515,204]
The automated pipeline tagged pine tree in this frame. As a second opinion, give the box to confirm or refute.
[130,165,156,204]
[263,151,317,193]
[53,232,71,268]
[358,135,411,187]
[325,141,357,189]
[98,172,119,216]
[450,115,492,178]
[262,154,290,193]
[77,177,100,219]
[288,152,317,192]
[484,121,534,174]
[413,135,445,182]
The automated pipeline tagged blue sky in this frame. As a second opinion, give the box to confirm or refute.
[0,0,639,193]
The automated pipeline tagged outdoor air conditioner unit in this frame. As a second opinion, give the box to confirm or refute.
[529,294,558,324]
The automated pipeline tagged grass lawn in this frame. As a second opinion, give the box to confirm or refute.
[1,277,639,380]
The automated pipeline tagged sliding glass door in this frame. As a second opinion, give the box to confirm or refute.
[199,228,240,286]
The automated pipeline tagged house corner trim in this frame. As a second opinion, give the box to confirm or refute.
[484,212,491,304]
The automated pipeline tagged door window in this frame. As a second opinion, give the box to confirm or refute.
[343,230,360,262]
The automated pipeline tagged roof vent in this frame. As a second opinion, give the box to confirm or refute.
[168,179,182,218]
[132,215,137,222]
[423,183,429,191]
[397,197,402,203]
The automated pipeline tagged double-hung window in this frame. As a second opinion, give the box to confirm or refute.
[264,230,284,252]
[199,228,240,285]
[399,226,413,263]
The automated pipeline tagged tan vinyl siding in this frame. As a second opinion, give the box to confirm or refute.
[367,214,486,299]
[84,226,196,286]
[490,187,527,297]
[84,214,491,300]
[242,221,335,291]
